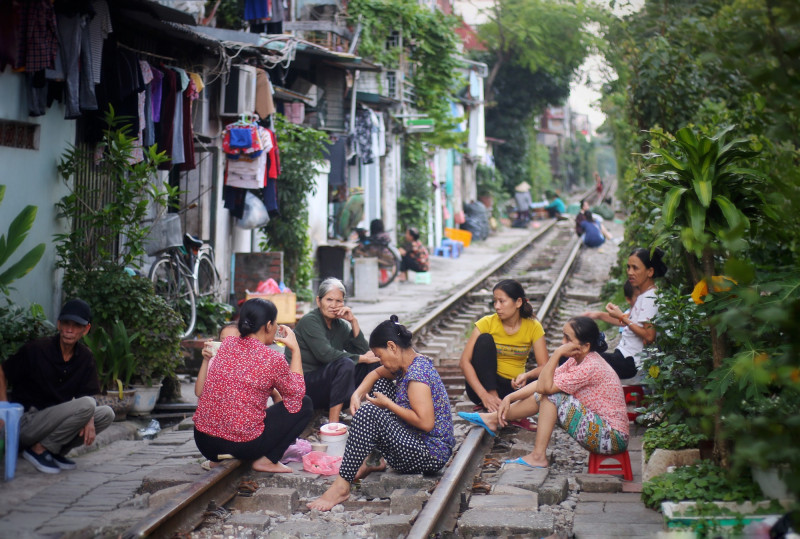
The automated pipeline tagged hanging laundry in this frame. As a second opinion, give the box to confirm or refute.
[255,68,276,119]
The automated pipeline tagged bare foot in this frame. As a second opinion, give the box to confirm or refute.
[354,457,386,480]
[519,454,548,468]
[307,477,351,511]
[479,412,500,431]
[252,457,293,473]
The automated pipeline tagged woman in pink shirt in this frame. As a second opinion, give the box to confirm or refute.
[193,298,312,473]
[459,316,629,467]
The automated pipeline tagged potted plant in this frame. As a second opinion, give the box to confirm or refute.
[641,422,706,482]
[55,108,184,408]
[85,320,138,421]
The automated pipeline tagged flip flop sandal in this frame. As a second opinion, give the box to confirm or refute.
[471,480,492,494]
[509,418,537,431]
[237,480,259,497]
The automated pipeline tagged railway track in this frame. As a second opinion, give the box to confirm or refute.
[124,188,619,538]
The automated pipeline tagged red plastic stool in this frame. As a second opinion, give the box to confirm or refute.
[588,451,633,481]
[622,385,644,421]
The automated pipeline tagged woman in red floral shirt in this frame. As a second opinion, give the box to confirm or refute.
[193,298,312,473]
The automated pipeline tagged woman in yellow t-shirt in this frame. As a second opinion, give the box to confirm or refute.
[459,279,548,413]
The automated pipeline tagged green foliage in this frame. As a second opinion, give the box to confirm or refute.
[643,423,707,462]
[476,163,506,220]
[56,106,173,274]
[643,125,772,259]
[397,139,432,240]
[194,296,235,338]
[347,0,463,142]
[84,320,138,397]
[640,286,714,432]
[259,115,326,294]
[0,185,46,295]
[0,302,55,363]
[206,0,245,29]
[65,265,183,387]
[642,461,763,510]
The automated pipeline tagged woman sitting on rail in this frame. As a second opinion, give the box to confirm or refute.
[598,247,667,379]
[459,279,549,413]
[459,316,629,466]
[193,298,313,473]
[288,278,381,425]
[308,315,455,511]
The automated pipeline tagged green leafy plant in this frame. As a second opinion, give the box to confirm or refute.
[84,320,138,399]
[0,302,55,363]
[397,139,433,240]
[259,115,326,296]
[55,105,173,275]
[65,262,183,389]
[194,296,234,338]
[642,461,762,510]
[0,185,46,295]
[643,423,707,462]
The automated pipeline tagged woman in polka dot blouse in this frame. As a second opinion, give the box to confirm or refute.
[194,298,313,473]
[308,315,455,511]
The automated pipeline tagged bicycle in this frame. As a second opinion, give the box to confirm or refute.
[350,228,401,288]
[147,214,222,338]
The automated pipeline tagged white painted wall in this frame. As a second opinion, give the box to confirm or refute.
[0,69,77,319]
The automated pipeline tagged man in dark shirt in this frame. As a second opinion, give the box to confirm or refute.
[0,299,115,474]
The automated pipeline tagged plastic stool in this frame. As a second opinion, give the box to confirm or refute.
[414,271,431,284]
[0,402,24,481]
[588,450,633,481]
[433,245,452,257]
[441,239,463,258]
[623,385,645,421]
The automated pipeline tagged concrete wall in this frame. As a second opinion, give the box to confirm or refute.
[0,69,76,319]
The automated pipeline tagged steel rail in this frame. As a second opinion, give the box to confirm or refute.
[408,235,584,539]
[122,460,246,538]
[409,219,557,336]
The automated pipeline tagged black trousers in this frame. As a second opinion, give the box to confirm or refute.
[194,396,313,464]
[600,349,638,379]
[304,356,380,410]
[465,333,516,406]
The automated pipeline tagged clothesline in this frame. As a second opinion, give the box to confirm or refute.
[117,42,177,63]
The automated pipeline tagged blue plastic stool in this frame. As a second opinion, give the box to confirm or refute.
[433,245,452,257]
[0,402,23,480]
[441,239,463,258]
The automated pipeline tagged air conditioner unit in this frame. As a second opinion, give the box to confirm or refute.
[219,65,257,116]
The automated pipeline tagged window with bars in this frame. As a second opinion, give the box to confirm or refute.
[0,120,39,150]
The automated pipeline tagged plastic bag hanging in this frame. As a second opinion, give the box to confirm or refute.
[236,191,269,229]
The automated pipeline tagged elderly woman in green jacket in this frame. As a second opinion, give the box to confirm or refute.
[286,278,380,425]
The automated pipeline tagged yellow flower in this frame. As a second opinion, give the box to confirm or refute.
[691,276,738,304]
[649,365,660,379]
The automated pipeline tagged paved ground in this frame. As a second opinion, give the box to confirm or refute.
[0,216,667,538]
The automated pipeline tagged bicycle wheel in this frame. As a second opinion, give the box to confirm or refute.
[376,244,401,288]
[149,254,196,338]
[195,252,221,300]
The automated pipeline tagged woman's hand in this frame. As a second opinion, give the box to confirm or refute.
[201,338,214,361]
[365,391,392,409]
[605,302,624,320]
[554,341,580,360]
[358,351,381,364]
[274,325,298,350]
[350,390,364,414]
[335,306,355,322]
[511,372,527,390]
[481,392,503,413]
[496,395,513,428]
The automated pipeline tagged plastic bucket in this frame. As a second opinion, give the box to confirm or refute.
[319,422,348,457]
[0,402,24,481]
